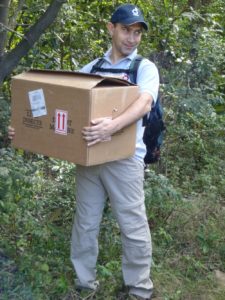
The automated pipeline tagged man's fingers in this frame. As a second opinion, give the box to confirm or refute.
[8,126,15,139]
[83,134,98,141]
[87,139,101,147]
[82,117,113,146]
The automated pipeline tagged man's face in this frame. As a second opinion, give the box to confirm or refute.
[109,23,143,58]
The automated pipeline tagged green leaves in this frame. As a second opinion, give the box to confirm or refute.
[0,1,224,299]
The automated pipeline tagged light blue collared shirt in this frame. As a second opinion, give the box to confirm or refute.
[80,48,159,162]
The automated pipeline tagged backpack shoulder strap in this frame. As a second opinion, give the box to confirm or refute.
[129,55,150,126]
[90,58,130,74]
[129,55,143,84]
[90,58,105,74]
[91,55,144,79]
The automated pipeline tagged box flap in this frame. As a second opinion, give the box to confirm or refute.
[12,69,135,89]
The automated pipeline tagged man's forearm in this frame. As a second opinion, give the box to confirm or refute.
[111,92,153,132]
[82,92,153,146]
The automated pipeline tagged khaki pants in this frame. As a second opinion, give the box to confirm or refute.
[71,157,153,299]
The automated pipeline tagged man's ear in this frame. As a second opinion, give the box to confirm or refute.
[107,22,115,36]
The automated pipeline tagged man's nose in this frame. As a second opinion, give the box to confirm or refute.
[127,33,135,43]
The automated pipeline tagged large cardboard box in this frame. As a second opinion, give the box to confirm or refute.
[11,70,139,166]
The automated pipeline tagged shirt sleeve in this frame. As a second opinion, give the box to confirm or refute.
[136,58,160,103]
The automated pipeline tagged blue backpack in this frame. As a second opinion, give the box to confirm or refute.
[90,55,165,164]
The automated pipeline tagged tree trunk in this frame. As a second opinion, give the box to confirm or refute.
[0,0,10,60]
[0,0,67,86]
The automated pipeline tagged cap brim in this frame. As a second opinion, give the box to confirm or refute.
[132,21,148,31]
[120,19,148,31]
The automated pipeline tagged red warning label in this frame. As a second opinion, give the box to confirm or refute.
[55,109,68,135]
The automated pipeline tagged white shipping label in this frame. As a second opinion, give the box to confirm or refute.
[55,109,68,135]
[28,89,47,117]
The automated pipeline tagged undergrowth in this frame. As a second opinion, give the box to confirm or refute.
[0,142,225,299]
[0,66,225,300]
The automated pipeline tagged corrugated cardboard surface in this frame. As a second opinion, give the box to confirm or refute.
[11,70,139,166]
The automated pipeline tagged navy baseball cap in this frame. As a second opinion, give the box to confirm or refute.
[111,4,148,31]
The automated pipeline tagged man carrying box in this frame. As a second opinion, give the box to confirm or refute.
[9,3,159,300]
[71,4,159,300]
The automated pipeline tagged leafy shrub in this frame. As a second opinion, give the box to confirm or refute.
[0,95,11,148]
[0,150,76,298]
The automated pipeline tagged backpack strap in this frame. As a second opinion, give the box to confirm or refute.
[90,58,105,74]
[128,55,152,126]
[128,54,143,84]
[90,58,130,74]
[90,55,143,78]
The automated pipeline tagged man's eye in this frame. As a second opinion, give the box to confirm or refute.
[135,31,142,35]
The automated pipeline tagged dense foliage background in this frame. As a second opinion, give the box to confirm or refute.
[0,0,225,299]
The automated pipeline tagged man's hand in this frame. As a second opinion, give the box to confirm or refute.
[8,126,15,140]
[82,117,114,146]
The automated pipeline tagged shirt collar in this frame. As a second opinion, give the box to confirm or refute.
[104,48,138,64]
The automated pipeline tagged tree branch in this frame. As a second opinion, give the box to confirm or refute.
[0,22,24,38]
[0,0,67,85]
[8,0,25,29]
